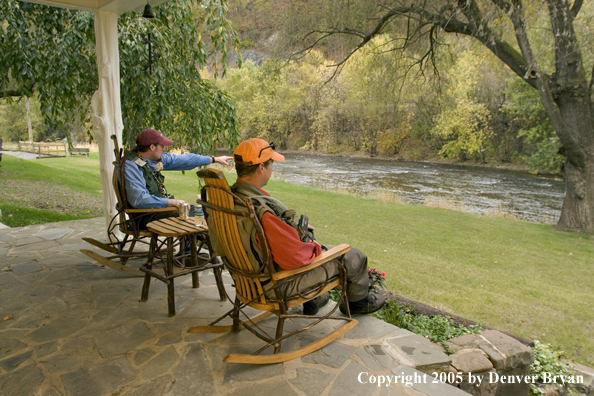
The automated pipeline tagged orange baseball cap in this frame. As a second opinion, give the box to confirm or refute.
[233,138,285,165]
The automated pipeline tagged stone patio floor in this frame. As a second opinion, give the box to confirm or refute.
[0,218,470,396]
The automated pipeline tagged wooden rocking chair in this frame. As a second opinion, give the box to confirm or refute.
[81,134,178,275]
[188,168,358,364]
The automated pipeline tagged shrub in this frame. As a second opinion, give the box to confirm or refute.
[372,300,484,346]
[529,341,573,396]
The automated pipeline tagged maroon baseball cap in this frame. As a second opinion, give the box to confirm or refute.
[137,129,173,146]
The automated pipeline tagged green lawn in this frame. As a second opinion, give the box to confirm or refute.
[268,181,594,367]
[0,154,105,226]
[1,154,593,367]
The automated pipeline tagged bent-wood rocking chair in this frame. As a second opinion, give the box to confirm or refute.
[81,135,178,275]
[188,168,358,364]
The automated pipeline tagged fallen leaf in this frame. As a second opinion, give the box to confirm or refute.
[2,315,12,321]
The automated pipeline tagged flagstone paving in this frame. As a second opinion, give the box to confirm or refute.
[0,218,470,396]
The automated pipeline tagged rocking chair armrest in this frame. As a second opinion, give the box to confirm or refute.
[271,244,351,281]
[123,207,178,213]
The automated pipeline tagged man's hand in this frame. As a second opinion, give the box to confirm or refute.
[168,199,186,207]
[214,156,233,165]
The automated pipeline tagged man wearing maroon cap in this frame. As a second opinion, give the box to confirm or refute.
[124,128,232,228]
[217,138,384,315]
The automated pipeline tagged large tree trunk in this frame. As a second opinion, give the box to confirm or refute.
[502,0,594,232]
[558,157,594,232]
[556,86,594,232]
[545,0,594,231]
[536,80,594,232]
[553,80,594,231]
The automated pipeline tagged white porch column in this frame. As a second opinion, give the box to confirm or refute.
[91,10,123,239]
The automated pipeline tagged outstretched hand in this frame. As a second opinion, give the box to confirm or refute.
[214,156,233,165]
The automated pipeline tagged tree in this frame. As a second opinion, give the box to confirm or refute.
[0,0,239,152]
[338,35,410,156]
[501,76,564,172]
[306,0,594,232]
[0,95,44,141]
[216,54,332,149]
[431,50,493,160]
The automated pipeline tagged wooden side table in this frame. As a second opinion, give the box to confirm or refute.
[141,216,226,316]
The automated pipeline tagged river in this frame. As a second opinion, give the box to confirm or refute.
[270,153,565,224]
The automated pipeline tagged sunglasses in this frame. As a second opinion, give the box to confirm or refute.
[258,142,276,158]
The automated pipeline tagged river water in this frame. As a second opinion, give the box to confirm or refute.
[271,153,565,224]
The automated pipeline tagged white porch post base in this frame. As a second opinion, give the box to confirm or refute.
[91,10,123,241]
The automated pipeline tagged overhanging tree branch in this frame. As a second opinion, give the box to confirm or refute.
[300,2,534,91]
[570,0,583,18]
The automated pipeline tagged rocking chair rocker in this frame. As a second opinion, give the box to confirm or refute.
[188,168,358,364]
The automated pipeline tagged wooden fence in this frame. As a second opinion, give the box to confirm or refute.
[18,141,68,158]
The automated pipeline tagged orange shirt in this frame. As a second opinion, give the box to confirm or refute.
[261,212,322,270]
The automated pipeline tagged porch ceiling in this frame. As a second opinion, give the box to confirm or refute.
[21,0,169,14]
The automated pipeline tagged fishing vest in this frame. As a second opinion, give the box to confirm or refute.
[126,151,166,201]
[208,182,312,272]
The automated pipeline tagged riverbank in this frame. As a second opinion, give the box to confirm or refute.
[1,154,591,367]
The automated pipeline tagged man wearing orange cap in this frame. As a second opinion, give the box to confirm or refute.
[124,128,232,228]
[228,138,385,315]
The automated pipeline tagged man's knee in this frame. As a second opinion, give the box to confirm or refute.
[342,247,368,274]
[323,245,367,266]
[345,247,366,263]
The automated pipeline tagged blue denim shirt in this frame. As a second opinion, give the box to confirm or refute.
[124,152,211,209]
